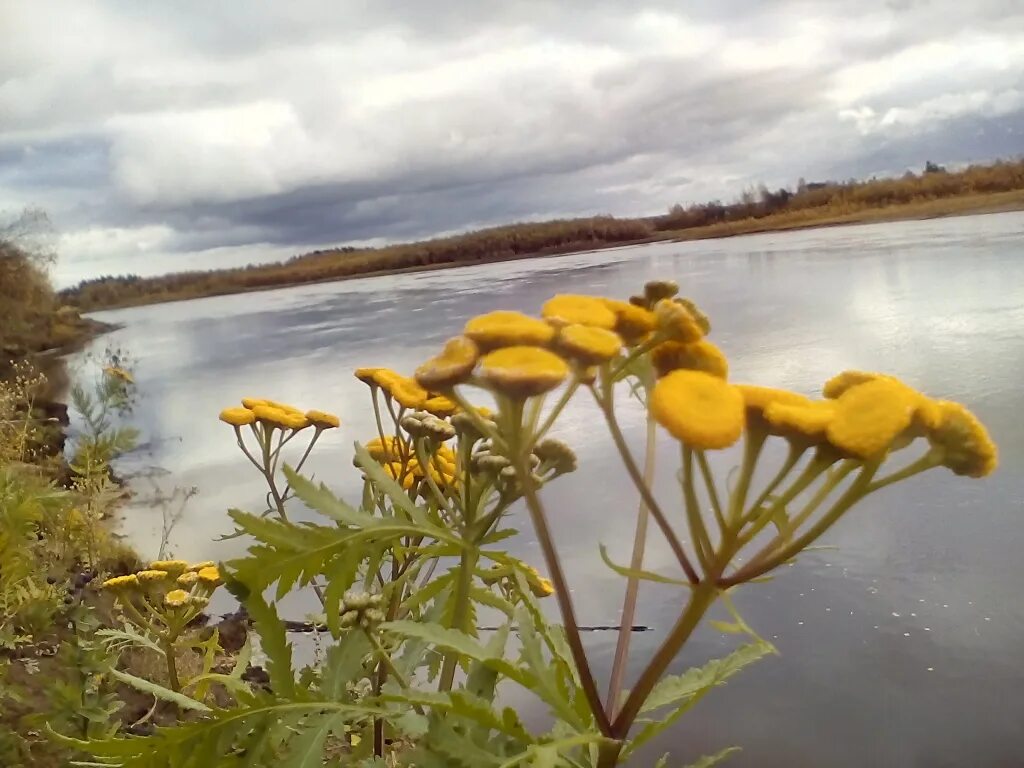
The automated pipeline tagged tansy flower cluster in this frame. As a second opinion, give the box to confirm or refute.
[102,560,221,629]
[218,397,340,519]
[409,278,996,594]
[481,561,556,600]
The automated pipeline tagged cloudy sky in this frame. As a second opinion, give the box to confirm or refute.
[2,1,1022,287]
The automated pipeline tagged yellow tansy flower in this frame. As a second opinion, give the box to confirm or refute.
[177,571,200,586]
[735,385,812,414]
[764,400,836,439]
[822,370,889,399]
[423,395,459,418]
[650,370,745,449]
[464,311,555,351]
[521,563,556,598]
[388,377,430,409]
[355,367,387,386]
[643,279,679,304]
[928,401,998,477]
[541,294,617,329]
[149,560,189,574]
[102,574,139,590]
[653,299,704,343]
[651,339,728,379]
[415,336,480,389]
[826,378,918,458]
[136,569,169,583]
[478,346,570,398]
[252,405,310,431]
[219,407,256,427]
[674,298,711,335]
[197,566,221,585]
[188,561,216,571]
[306,409,341,429]
[556,324,623,365]
[263,400,304,415]
[164,589,189,608]
[601,298,657,343]
[241,397,270,409]
[531,576,555,598]
[384,462,417,491]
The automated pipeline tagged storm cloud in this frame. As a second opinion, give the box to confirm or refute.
[2,0,1022,286]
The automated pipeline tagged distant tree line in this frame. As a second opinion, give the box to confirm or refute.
[61,217,653,310]
[654,158,1024,231]
[60,157,1024,311]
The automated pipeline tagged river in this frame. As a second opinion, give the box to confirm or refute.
[78,211,1024,766]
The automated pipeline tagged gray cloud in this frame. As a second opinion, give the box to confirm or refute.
[1,0,1021,286]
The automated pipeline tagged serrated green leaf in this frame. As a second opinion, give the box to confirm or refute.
[625,642,771,758]
[321,631,372,700]
[514,605,583,729]
[282,465,366,526]
[353,442,434,530]
[283,712,343,768]
[243,589,296,699]
[109,669,211,712]
[381,621,530,687]
[708,620,745,635]
[640,641,771,713]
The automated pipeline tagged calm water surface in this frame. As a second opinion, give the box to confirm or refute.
[79,212,1024,766]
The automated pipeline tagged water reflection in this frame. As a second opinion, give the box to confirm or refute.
[79,212,1024,766]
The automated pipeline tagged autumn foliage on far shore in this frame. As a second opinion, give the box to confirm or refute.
[61,157,1024,312]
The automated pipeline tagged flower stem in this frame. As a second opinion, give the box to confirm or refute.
[695,451,725,533]
[727,430,766,527]
[591,384,699,584]
[605,412,656,716]
[743,443,804,524]
[682,447,713,571]
[516,452,612,736]
[612,578,719,738]
[162,637,180,692]
[438,546,479,692]
[722,460,882,586]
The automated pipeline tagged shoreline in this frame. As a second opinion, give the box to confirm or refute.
[79,192,1024,313]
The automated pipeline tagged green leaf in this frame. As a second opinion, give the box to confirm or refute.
[708,620,745,635]
[513,605,583,729]
[353,442,435,530]
[109,669,211,712]
[242,588,297,699]
[321,631,372,700]
[283,712,343,768]
[640,641,771,713]
[625,641,771,757]
[381,621,530,688]
[282,465,366,526]
[599,543,691,586]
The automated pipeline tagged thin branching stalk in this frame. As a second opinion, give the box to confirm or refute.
[591,383,699,584]
[516,451,612,736]
[605,412,656,716]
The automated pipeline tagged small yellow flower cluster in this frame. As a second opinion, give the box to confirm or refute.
[371,439,459,493]
[407,280,997,476]
[481,562,555,598]
[412,282,720,401]
[219,398,340,432]
[731,372,997,474]
[101,561,222,615]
